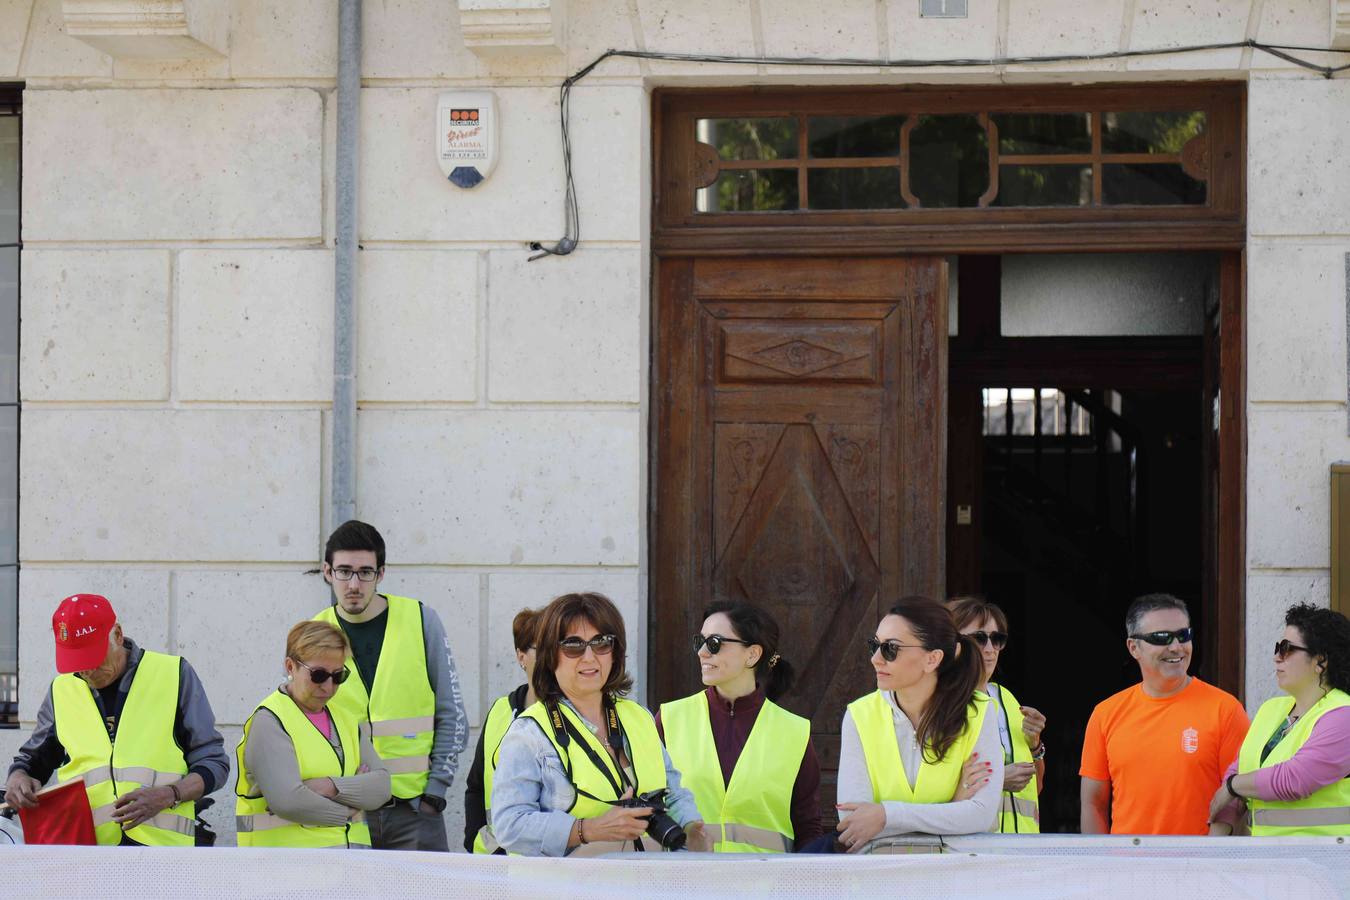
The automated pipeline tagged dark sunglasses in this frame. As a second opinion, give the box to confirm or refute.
[558,634,616,659]
[1274,639,1309,660]
[296,659,351,686]
[1130,627,1194,646]
[692,634,750,655]
[968,631,1008,650]
[867,637,924,662]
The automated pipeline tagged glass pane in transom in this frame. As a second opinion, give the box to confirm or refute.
[696,169,800,212]
[807,167,904,209]
[1101,111,1206,154]
[907,115,990,208]
[1102,164,1206,205]
[695,118,798,161]
[992,164,1092,207]
[808,115,903,158]
[991,113,1092,155]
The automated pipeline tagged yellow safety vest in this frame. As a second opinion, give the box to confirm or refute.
[52,650,195,847]
[990,683,1040,834]
[235,690,372,849]
[472,691,522,854]
[1238,688,1350,836]
[660,691,808,853]
[316,595,436,799]
[519,698,669,857]
[848,689,989,806]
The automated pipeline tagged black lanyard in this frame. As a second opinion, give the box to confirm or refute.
[546,698,634,802]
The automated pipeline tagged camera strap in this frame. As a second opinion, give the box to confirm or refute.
[545,699,633,802]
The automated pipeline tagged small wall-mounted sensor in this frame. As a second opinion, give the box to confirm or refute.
[437,91,498,188]
[921,0,968,17]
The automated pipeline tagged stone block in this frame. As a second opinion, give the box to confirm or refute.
[358,251,478,403]
[1124,1,1250,71]
[1247,408,1350,570]
[566,0,642,77]
[378,569,482,721]
[487,249,639,403]
[20,250,170,401]
[486,568,641,701]
[885,0,997,63]
[760,0,878,60]
[0,0,31,78]
[1249,78,1350,237]
[361,85,642,243]
[62,0,228,60]
[635,0,756,76]
[173,570,327,725]
[23,89,322,242]
[177,250,333,402]
[1006,0,1125,58]
[357,409,640,566]
[20,409,321,562]
[1247,241,1350,403]
[231,0,338,78]
[363,0,486,80]
[17,568,171,720]
[19,0,113,78]
[1244,571,1329,710]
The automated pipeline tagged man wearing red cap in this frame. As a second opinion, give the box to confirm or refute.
[3,594,229,846]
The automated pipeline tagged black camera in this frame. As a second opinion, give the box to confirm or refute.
[618,789,687,851]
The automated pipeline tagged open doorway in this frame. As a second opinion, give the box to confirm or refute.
[947,252,1226,832]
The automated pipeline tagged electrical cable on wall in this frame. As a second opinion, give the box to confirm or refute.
[528,39,1350,261]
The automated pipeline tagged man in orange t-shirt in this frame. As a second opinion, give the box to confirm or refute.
[1080,594,1249,835]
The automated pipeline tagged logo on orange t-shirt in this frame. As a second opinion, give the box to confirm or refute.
[1182,727,1199,754]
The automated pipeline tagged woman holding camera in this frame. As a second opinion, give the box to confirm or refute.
[832,599,1002,851]
[1208,603,1350,836]
[491,592,709,856]
[656,601,823,852]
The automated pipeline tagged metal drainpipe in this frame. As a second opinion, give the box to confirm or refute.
[332,0,361,526]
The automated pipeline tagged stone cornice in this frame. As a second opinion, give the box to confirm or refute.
[62,0,227,59]
[458,0,567,56]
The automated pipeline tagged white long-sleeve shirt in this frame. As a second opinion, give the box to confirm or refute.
[836,691,1004,837]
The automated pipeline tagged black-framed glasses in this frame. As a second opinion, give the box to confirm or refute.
[296,659,351,686]
[692,634,750,655]
[330,566,380,582]
[1130,628,1194,646]
[559,634,615,659]
[1274,639,1310,660]
[968,631,1008,650]
[867,637,924,662]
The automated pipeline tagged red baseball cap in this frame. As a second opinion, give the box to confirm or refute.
[52,594,117,674]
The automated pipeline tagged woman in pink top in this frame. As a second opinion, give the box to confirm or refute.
[1207,604,1350,835]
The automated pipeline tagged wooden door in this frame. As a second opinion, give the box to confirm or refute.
[650,255,948,805]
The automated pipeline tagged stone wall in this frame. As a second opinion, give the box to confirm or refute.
[1,0,1347,844]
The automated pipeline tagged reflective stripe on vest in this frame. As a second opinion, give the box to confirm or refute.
[848,689,989,804]
[1238,689,1350,836]
[52,651,195,847]
[235,690,372,849]
[518,698,668,851]
[473,693,520,854]
[316,595,436,799]
[659,691,807,853]
[991,683,1040,834]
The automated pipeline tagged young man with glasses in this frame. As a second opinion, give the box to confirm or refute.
[1079,593,1248,835]
[313,520,469,851]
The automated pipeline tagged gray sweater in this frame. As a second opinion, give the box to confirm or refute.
[241,703,391,826]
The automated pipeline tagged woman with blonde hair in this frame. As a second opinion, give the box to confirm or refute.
[235,620,390,848]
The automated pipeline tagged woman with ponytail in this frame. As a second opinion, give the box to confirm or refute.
[656,601,823,852]
[832,599,1002,851]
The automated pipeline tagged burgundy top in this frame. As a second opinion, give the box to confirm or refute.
[654,686,824,849]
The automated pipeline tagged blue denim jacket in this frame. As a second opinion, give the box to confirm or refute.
[490,699,701,857]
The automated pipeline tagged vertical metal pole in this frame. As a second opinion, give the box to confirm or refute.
[332,0,361,527]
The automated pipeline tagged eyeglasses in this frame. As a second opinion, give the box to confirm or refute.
[1274,639,1310,660]
[692,634,751,655]
[295,659,351,686]
[1130,628,1194,646]
[330,566,380,582]
[558,634,616,659]
[967,631,1008,650]
[867,637,924,662]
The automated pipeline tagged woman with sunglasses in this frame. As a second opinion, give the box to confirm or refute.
[235,621,390,848]
[832,599,1003,851]
[948,596,1045,834]
[655,602,823,852]
[491,592,709,856]
[1208,603,1350,836]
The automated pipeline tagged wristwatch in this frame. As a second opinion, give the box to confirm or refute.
[420,793,447,814]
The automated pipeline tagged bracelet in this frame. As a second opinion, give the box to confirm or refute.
[1225,773,1242,800]
[1030,741,1047,761]
[577,818,589,845]
[169,783,182,804]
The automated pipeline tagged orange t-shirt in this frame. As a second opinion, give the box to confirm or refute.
[1079,677,1249,835]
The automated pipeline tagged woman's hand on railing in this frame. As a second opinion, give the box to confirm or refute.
[835,802,885,853]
